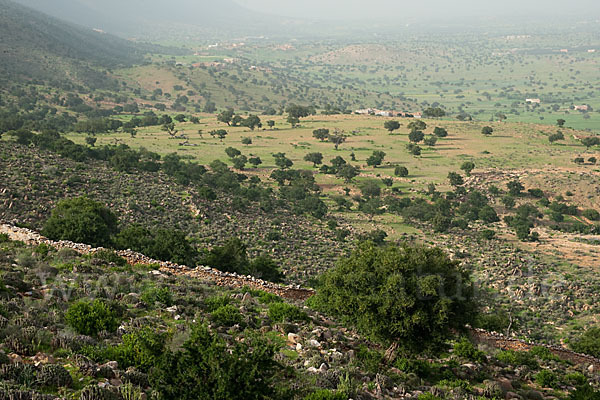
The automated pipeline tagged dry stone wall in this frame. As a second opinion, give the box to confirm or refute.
[0,224,315,301]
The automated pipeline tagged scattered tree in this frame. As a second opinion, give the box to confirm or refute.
[249,156,262,168]
[384,120,400,133]
[433,127,448,137]
[304,152,324,167]
[408,130,425,143]
[423,107,446,118]
[273,152,293,169]
[407,120,427,132]
[448,172,464,187]
[481,126,494,136]
[394,166,409,177]
[225,147,241,159]
[313,128,330,141]
[366,151,386,168]
[217,109,234,126]
[460,161,475,177]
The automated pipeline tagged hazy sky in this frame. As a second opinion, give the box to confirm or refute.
[235,0,600,21]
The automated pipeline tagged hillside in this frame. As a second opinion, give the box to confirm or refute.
[11,0,288,40]
[0,229,599,399]
[0,0,149,89]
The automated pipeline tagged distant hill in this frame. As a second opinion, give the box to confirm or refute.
[0,0,160,89]
[11,0,278,40]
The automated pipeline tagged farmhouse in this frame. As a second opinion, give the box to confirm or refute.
[355,108,375,115]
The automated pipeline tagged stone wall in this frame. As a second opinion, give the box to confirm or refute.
[0,224,315,301]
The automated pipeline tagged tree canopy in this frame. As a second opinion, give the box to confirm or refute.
[42,197,118,247]
[310,241,476,353]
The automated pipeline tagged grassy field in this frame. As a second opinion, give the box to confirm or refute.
[66,113,599,241]
[129,33,600,130]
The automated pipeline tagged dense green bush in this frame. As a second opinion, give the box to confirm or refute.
[583,209,600,221]
[200,238,283,281]
[570,327,600,357]
[43,197,118,247]
[453,338,485,363]
[115,225,197,266]
[150,324,283,400]
[535,369,558,388]
[211,304,243,327]
[495,350,538,369]
[92,249,127,266]
[569,384,600,400]
[204,295,232,312]
[529,346,559,362]
[311,241,476,353]
[83,328,168,373]
[268,302,308,323]
[355,345,384,374]
[141,286,173,307]
[65,299,119,336]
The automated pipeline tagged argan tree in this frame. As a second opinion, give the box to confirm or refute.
[384,120,400,133]
[43,197,119,247]
[310,242,476,357]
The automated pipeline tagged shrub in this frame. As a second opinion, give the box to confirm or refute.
[267,302,308,323]
[0,234,9,243]
[479,229,496,240]
[496,350,538,369]
[115,225,197,266]
[529,346,559,362]
[311,242,476,353]
[117,328,168,372]
[563,372,587,386]
[528,188,544,198]
[395,357,431,377]
[204,295,232,312]
[570,327,600,357]
[356,345,384,374]
[535,369,558,388]
[211,304,243,327]
[569,384,600,400]
[247,255,284,283]
[36,364,73,388]
[150,324,282,400]
[453,338,485,363]
[258,292,282,304]
[43,197,119,247]
[141,286,173,307]
[65,299,119,336]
